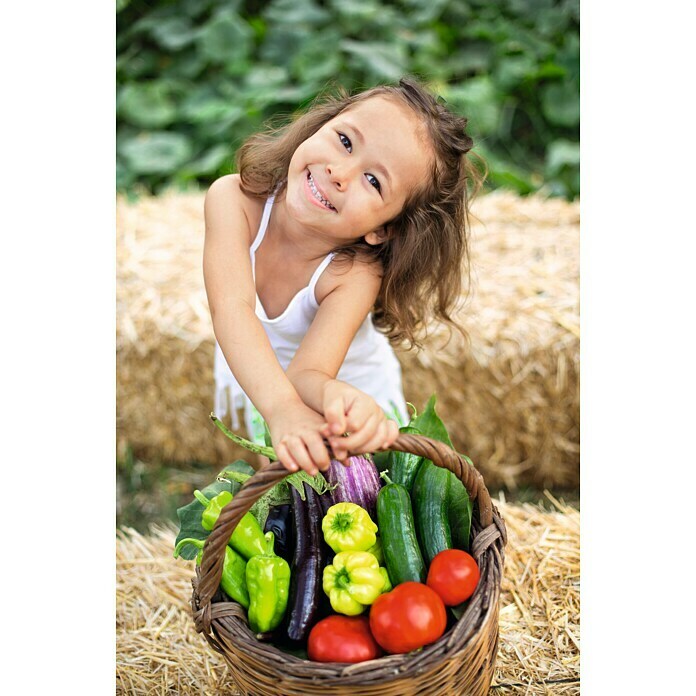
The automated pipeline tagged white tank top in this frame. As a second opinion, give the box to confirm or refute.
[214,194,408,428]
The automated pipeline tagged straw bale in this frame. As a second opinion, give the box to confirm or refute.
[116,189,579,488]
[115,498,580,694]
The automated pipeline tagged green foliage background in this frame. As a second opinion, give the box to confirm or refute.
[117,0,579,199]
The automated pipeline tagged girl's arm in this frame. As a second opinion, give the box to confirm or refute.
[203,175,331,475]
[286,261,400,460]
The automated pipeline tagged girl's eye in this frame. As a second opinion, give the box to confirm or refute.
[366,173,381,192]
[338,132,352,152]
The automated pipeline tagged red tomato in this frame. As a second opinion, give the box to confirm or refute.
[307,615,383,663]
[426,549,480,606]
[368,582,447,654]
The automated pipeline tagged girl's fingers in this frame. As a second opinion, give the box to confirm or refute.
[384,419,400,447]
[355,420,390,456]
[324,396,347,435]
[275,442,299,473]
[330,412,380,453]
[284,437,318,476]
[305,433,331,472]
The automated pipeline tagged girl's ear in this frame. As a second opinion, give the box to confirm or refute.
[364,225,392,246]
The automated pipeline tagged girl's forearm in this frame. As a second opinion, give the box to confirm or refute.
[213,299,304,422]
[286,368,338,414]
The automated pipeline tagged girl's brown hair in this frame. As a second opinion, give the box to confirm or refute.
[236,76,485,349]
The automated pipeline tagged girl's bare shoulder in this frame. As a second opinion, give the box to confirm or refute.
[315,253,383,306]
[204,174,265,246]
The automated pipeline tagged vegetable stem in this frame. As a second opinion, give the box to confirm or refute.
[210,413,277,460]
[193,490,210,507]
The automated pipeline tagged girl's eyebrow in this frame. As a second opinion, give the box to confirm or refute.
[342,121,393,192]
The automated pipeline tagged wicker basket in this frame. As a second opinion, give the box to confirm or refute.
[190,433,507,695]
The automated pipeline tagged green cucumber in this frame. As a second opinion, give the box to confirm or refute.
[412,460,452,565]
[386,425,424,491]
[447,471,472,552]
[376,476,426,584]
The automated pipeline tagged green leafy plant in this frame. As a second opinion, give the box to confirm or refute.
[117,0,579,199]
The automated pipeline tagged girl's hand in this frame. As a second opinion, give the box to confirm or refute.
[267,402,332,477]
[321,381,400,460]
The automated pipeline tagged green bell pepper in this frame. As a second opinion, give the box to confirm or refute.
[193,489,266,559]
[245,531,291,633]
[173,537,250,609]
[321,502,378,553]
[322,551,391,616]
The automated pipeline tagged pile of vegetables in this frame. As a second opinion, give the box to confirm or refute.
[174,395,481,663]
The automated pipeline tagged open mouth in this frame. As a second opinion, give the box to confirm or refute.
[306,171,336,211]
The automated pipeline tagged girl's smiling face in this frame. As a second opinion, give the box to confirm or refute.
[284,96,434,246]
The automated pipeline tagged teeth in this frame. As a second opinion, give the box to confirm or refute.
[308,173,335,210]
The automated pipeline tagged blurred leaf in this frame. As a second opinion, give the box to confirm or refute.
[396,0,450,24]
[120,132,193,175]
[545,139,580,177]
[445,77,501,136]
[116,157,135,190]
[181,88,245,125]
[150,17,197,51]
[328,0,380,22]
[119,83,177,128]
[197,8,253,65]
[263,0,331,26]
[340,40,407,81]
[495,54,537,89]
[182,144,232,177]
[447,43,493,74]
[116,0,131,12]
[540,80,579,127]
[291,30,344,82]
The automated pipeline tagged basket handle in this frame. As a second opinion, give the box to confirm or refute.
[194,432,493,611]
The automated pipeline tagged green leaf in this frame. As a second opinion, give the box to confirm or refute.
[197,9,253,65]
[540,80,579,127]
[444,77,501,136]
[487,168,537,196]
[545,139,580,177]
[249,470,334,530]
[119,132,193,175]
[180,144,231,177]
[118,83,177,129]
[328,0,380,22]
[224,460,257,478]
[150,17,197,51]
[450,601,469,621]
[263,0,331,26]
[409,395,453,449]
[340,40,408,81]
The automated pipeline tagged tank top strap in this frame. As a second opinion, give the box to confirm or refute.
[250,195,275,255]
[308,252,336,300]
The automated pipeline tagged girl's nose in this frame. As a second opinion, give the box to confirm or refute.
[326,164,349,190]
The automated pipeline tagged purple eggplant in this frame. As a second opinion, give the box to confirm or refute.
[285,482,325,643]
[326,454,382,519]
[263,504,294,563]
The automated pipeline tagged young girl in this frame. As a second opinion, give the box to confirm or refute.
[204,77,481,476]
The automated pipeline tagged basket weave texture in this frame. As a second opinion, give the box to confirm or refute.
[189,433,507,695]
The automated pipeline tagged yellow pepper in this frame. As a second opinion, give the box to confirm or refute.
[322,502,377,553]
[322,551,391,616]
